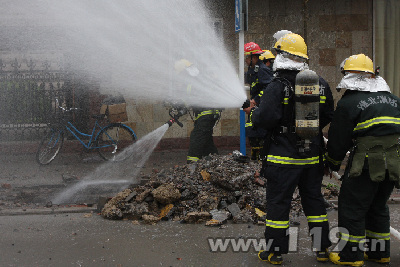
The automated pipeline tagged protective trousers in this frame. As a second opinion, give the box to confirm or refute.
[249,137,264,161]
[337,169,394,261]
[187,114,218,163]
[263,165,331,254]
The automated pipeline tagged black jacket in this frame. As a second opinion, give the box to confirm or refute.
[248,60,274,99]
[251,69,334,167]
[327,90,400,171]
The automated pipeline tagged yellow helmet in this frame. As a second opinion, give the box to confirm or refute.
[174,59,192,74]
[259,50,275,61]
[273,33,308,59]
[343,54,374,74]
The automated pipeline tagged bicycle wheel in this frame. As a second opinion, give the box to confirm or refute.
[97,123,137,161]
[36,126,64,165]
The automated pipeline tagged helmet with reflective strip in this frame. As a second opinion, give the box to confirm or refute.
[244,42,263,55]
[343,54,374,74]
[259,50,275,61]
[273,33,308,59]
[174,59,192,74]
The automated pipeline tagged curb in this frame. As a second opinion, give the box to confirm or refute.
[2,199,400,217]
[0,205,98,216]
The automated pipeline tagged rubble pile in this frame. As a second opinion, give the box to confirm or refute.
[101,154,337,225]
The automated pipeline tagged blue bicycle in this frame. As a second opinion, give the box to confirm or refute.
[36,98,137,165]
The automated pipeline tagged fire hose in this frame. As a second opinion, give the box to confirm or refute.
[323,137,400,239]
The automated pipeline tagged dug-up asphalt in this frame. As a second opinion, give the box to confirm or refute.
[1,150,400,266]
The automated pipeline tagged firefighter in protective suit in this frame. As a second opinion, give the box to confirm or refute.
[174,59,221,163]
[326,54,400,266]
[252,50,275,105]
[249,33,334,264]
[244,43,274,160]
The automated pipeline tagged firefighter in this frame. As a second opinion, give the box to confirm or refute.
[187,106,220,163]
[174,59,221,164]
[252,50,275,105]
[244,43,274,160]
[248,33,334,264]
[326,54,400,266]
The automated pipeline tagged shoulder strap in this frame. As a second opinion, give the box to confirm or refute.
[275,77,295,128]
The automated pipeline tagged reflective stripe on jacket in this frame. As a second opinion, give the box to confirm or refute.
[194,110,220,121]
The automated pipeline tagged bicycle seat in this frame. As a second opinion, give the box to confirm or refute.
[92,114,106,120]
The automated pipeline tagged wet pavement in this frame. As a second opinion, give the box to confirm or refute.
[1,150,400,266]
[1,206,400,266]
[0,150,189,209]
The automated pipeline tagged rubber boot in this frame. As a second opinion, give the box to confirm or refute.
[364,253,390,264]
[258,250,283,265]
[316,248,330,262]
[329,252,364,267]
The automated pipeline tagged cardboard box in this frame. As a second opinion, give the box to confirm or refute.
[108,112,128,123]
[100,104,108,115]
[100,103,128,122]
[108,103,127,115]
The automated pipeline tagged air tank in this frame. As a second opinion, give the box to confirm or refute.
[295,69,320,140]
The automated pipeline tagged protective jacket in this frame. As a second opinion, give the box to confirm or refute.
[253,64,274,106]
[245,66,256,86]
[251,69,334,168]
[187,107,220,163]
[245,62,274,138]
[327,90,400,173]
[248,59,274,99]
[245,60,274,158]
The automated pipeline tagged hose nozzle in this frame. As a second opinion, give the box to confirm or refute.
[166,117,183,127]
[242,99,250,109]
[167,105,186,127]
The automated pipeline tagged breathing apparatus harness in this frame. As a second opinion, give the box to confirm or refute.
[267,70,320,155]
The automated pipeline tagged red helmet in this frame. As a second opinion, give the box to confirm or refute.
[244,42,263,55]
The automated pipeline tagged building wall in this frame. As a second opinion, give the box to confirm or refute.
[126,0,373,140]
[123,100,240,141]
[212,0,373,104]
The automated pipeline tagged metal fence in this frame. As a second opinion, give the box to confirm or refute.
[0,58,71,142]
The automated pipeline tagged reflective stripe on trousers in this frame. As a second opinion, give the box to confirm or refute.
[307,214,328,223]
[366,230,390,240]
[340,232,365,243]
[267,155,320,165]
[266,219,289,229]
[187,156,199,162]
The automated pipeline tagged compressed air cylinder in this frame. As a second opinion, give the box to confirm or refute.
[295,69,320,140]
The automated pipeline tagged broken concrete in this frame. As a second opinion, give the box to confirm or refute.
[152,183,181,204]
[101,154,337,225]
